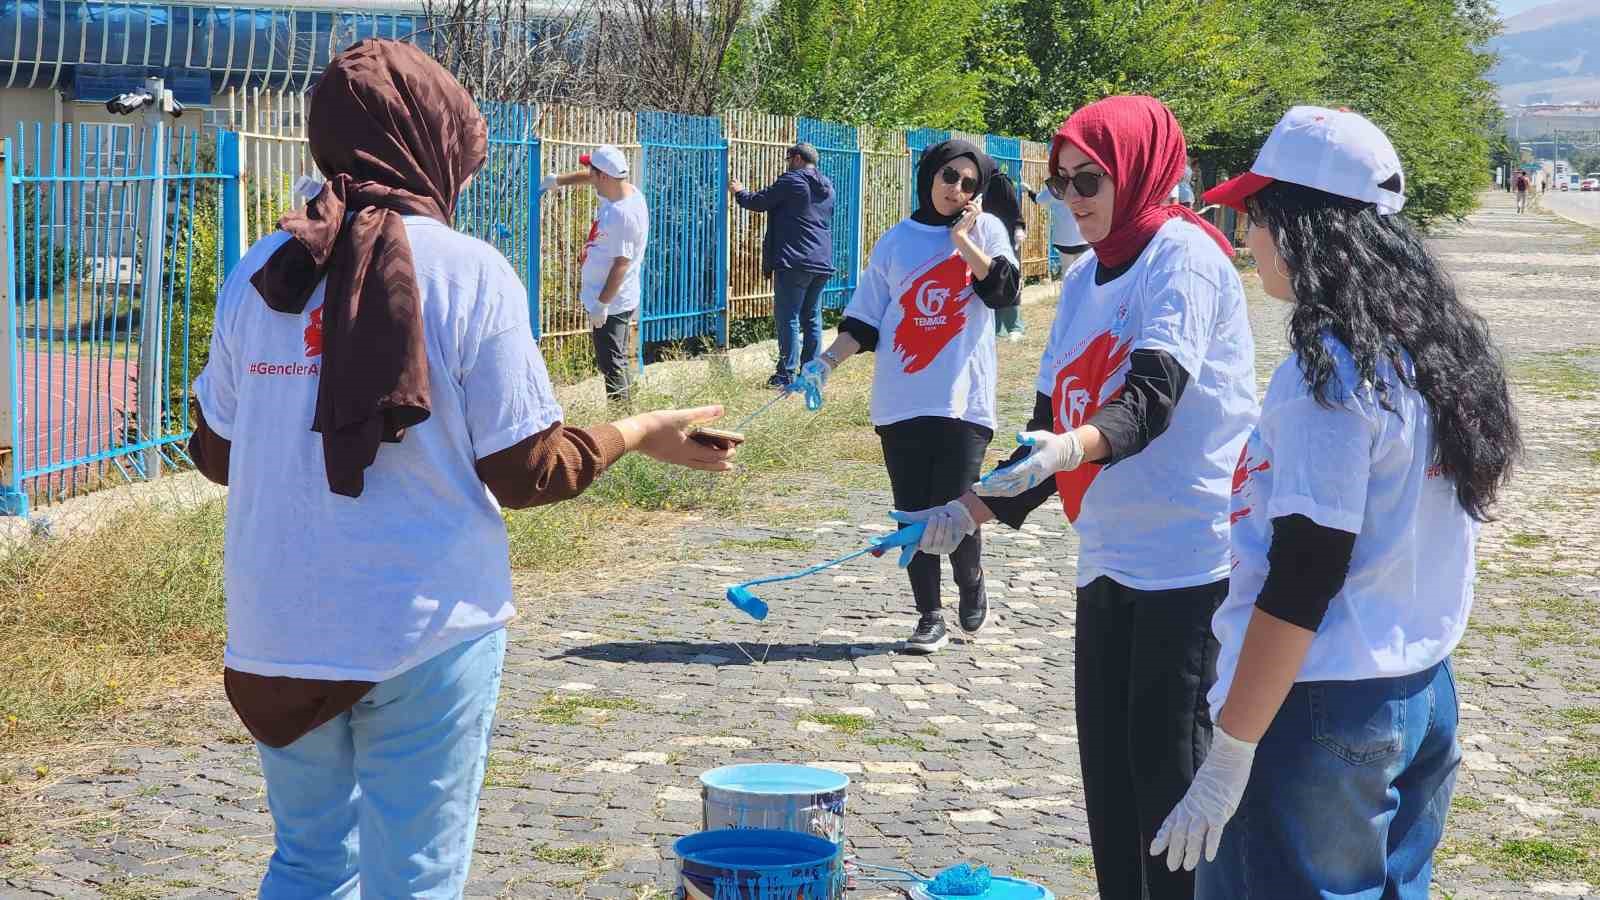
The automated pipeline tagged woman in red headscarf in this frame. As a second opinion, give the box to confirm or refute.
[894,96,1258,900]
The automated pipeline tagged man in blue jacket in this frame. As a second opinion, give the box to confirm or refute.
[732,142,836,388]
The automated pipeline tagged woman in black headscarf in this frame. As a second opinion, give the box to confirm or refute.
[794,140,1020,654]
[983,170,1029,340]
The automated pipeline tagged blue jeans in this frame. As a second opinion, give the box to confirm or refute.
[773,268,829,380]
[255,629,507,899]
[1198,660,1461,900]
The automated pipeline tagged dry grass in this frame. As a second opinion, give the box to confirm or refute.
[0,499,228,752]
[0,339,884,759]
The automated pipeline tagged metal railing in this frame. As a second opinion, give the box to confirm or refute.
[1,84,225,513]
[0,90,1077,514]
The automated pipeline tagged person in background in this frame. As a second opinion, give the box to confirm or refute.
[897,97,1257,900]
[1023,173,1092,282]
[189,40,734,898]
[1151,105,1521,898]
[542,145,648,403]
[731,142,837,388]
[794,140,1020,654]
[1514,170,1530,213]
[985,169,1029,341]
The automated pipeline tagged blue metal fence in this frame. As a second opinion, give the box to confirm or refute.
[637,111,727,358]
[2,114,224,514]
[458,101,541,336]
[906,128,951,205]
[797,117,860,312]
[0,96,1058,514]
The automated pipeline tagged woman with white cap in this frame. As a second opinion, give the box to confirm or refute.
[1148,107,1521,897]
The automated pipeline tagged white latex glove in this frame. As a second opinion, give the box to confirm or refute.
[888,499,977,557]
[588,305,610,330]
[973,430,1085,498]
[1150,726,1257,872]
[540,173,559,193]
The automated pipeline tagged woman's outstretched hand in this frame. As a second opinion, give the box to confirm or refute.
[618,406,736,471]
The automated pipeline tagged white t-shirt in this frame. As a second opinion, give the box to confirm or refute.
[193,218,562,682]
[1210,339,1477,716]
[1034,218,1256,589]
[844,214,1018,431]
[579,188,649,315]
[1038,189,1085,249]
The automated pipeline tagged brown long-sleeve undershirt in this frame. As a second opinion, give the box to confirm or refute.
[188,406,626,748]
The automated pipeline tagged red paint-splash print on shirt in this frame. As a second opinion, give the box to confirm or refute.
[892,254,972,374]
[304,306,324,358]
[1050,330,1134,521]
[579,218,600,265]
[1229,446,1271,525]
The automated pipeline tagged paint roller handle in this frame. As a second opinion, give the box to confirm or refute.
[868,521,927,568]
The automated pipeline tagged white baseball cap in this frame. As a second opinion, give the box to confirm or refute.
[1205,106,1405,215]
[580,145,629,178]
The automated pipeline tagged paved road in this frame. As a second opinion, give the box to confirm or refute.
[2,191,1598,898]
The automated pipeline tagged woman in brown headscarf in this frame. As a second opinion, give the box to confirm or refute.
[188,39,733,897]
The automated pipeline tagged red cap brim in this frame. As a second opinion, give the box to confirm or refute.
[1203,171,1274,212]
[579,153,592,166]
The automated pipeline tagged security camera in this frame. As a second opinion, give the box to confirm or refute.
[106,90,154,115]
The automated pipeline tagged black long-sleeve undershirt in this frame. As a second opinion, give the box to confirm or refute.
[1255,514,1357,632]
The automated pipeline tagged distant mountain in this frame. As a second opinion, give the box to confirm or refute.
[1490,0,1600,104]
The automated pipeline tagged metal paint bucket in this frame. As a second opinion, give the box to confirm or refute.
[675,828,845,900]
[700,763,849,844]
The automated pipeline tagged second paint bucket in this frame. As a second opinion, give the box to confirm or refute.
[700,763,850,844]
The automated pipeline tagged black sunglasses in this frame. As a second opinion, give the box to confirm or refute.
[939,165,979,195]
[1046,170,1106,200]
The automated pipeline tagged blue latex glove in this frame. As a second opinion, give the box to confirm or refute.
[792,359,830,411]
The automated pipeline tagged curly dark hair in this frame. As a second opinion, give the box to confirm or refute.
[1248,181,1521,521]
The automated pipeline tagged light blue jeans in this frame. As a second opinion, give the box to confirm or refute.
[255,628,507,899]
[1198,659,1460,899]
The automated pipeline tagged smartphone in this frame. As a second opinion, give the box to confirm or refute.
[689,427,746,450]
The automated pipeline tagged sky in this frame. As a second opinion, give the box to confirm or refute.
[1495,0,1555,17]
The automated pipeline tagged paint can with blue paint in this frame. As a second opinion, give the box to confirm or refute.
[674,828,845,899]
[700,764,849,844]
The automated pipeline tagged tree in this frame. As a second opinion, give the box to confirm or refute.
[420,0,748,114]
[963,0,1321,178]
[741,0,987,129]
[964,0,1499,224]
[1269,0,1500,224]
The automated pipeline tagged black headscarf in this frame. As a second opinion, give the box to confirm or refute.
[983,170,1024,247]
[911,139,995,227]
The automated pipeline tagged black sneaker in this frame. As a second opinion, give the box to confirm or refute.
[904,612,949,655]
[767,373,791,389]
[958,576,989,635]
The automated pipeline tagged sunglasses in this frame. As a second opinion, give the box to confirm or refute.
[1046,170,1106,200]
[939,165,979,195]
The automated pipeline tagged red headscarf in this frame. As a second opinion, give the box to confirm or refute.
[1049,95,1233,268]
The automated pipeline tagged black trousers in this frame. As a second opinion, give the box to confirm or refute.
[590,309,634,402]
[1075,576,1225,900]
[876,416,992,613]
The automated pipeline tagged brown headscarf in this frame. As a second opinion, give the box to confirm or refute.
[251,39,488,497]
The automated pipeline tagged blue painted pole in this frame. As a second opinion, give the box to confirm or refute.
[219,129,243,275]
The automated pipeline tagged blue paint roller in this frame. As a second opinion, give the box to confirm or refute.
[725,523,926,621]
[853,861,994,896]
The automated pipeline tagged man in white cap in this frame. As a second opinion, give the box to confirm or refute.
[543,145,649,402]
